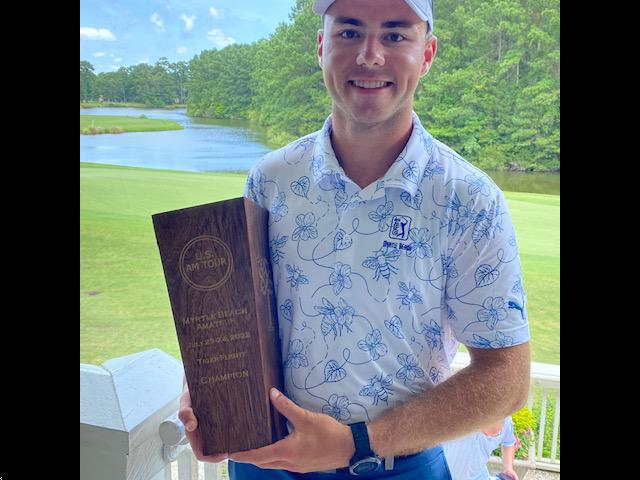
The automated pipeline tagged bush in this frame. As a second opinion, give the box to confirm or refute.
[490,407,536,460]
[81,125,104,135]
[512,406,536,460]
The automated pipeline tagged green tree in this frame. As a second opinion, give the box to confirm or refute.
[80,61,95,101]
[169,61,190,103]
[249,0,329,143]
[187,43,258,118]
[126,61,175,107]
[415,0,559,171]
[89,0,559,170]
[94,70,129,102]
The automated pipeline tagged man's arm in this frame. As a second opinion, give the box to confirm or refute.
[368,342,530,457]
[227,343,530,472]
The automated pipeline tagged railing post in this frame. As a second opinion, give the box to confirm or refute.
[177,448,199,480]
[550,392,560,461]
[526,379,537,469]
[80,349,184,480]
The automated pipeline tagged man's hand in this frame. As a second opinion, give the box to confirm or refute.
[229,388,355,473]
[178,381,229,463]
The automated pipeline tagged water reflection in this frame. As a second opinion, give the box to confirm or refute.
[80,108,271,172]
[80,108,559,194]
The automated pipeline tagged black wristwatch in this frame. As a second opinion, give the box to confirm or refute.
[348,422,382,475]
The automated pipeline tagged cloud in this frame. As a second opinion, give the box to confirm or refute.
[209,7,222,19]
[80,27,116,41]
[138,58,150,64]
[93,52,106,57]
[114,58,123,62]
[181,13,195,32]
[177,46,188,54]
[207,29,236,48]
[150,13,165,31]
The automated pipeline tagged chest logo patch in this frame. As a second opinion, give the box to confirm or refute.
[389,215,412,240]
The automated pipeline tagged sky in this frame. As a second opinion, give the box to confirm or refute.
[80,0,299,73]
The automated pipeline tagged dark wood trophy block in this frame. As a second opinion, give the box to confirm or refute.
[152,197,286,455]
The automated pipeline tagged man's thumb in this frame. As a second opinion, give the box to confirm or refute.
[270,387,306,425]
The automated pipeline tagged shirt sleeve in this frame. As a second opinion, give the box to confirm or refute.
[500,416,516,447]
[444,188,530,349]
[243,165,268,208]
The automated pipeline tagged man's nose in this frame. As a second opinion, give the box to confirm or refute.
[356,36,385,67]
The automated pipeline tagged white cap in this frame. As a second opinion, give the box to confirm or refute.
[312,0,433,32]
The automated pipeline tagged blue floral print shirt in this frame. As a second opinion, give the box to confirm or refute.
[244,112,530,424]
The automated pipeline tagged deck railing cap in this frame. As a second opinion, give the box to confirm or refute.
[80,348,183,433]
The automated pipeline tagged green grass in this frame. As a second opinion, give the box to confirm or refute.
[80,163,559,366]
[80,163,247,364]
[81,101,186,109]
[80,114,183,134]
[81,101,149,109]
[504,192,560,365]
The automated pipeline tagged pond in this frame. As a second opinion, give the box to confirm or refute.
[80,108,559,194]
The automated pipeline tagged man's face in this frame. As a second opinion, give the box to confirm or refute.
[318,0,436,128]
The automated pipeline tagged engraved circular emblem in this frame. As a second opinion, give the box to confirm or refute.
[257,257,272,296]
[179,235,233,291]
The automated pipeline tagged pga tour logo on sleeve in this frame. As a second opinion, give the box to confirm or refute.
[389,215,411,240]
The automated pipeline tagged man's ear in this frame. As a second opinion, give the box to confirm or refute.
[317,29,324,68]
[420,35,438,77]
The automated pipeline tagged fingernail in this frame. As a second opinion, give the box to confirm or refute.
[270,388,280,400]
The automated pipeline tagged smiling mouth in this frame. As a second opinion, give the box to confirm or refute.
[348,80,393,89]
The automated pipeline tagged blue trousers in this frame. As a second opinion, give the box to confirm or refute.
[228,445,451,480]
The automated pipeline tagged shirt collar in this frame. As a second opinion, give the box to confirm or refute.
[310,112,435,199]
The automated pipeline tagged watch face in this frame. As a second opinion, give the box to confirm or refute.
[351,457,381,475]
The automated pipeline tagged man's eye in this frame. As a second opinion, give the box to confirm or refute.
[386,33,405,42]
[340,30,359,39]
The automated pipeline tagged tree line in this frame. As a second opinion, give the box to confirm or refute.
[80,58,189,107]
[80,0,559,171]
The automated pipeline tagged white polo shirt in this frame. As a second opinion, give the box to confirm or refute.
[244,112,530,424]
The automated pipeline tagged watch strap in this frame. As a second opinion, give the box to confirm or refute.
[349,422,374,460]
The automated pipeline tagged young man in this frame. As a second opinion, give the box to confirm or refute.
[180,1,531,478]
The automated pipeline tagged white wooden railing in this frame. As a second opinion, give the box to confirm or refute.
[527,361,561,472]
[158,412,227,480]
[453,352,560,473]
[80,349,559,480]
[165,450,226,480]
